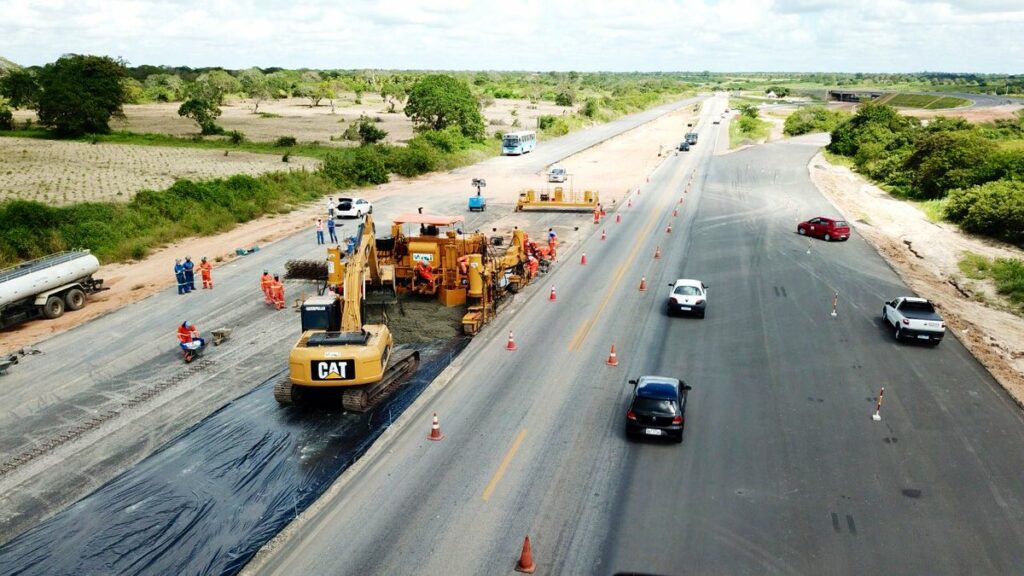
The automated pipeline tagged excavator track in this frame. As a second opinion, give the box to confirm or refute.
[342,349,420,412]
[274,378,296,406]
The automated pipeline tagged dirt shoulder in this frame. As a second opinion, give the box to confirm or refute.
[809,152,1024,407]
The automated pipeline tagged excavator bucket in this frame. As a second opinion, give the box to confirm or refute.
[365,265,398,305]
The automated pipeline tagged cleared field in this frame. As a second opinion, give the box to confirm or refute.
[9,93,571,146]
[0,138,319,204]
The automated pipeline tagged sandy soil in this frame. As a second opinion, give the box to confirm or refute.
[1,104,696,354]
[900,103,1024,123]
[0,137,319,204]
[810,154,1024,407]
[9,94,573,145]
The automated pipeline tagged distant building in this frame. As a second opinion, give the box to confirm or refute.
[766,91,778,99]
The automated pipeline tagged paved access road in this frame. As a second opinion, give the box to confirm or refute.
[252,97,1024,575]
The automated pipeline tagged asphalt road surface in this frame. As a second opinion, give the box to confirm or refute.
[252,103,1024,575]
[0,95,706,547]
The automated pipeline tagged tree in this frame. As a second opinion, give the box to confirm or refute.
[143,73,184,102]
[554,90,575,106]
[0,96,13,130]
[190,70,240,106]
[380,81,407,113]
[904,129,996,198]
[0,69,40,108]
[358,117,388,144]
[238,68,271,114]
[35,54,129,136]
[178,98,222,135]
[122,78,145,104]
[404,74,485,140]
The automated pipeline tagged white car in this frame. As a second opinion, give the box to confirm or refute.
[882,297,945,344]
[667,279,707,318]
[336,197,372,218]
[548,165,567,183]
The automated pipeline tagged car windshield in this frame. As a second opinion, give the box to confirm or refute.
[633,397,678,414]
[674,285,701,296]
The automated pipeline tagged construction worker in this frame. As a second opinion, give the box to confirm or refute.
[327,196,335,219]
[416,260,434,284]
[177,321,205,361]
[174,259,188,295]
[260,270,274,304]
[183,256,196,291]
[199,257,213,289]
[527,254,539,279]
[271,274,285,310]
[327,217,338,244]
[315,218,325,245]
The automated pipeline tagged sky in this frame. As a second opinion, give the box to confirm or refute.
[2,0,1023,73]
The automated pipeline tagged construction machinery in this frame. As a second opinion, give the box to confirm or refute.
[468,178,487,212]
[387,212,488,307]
[276,214,419,412]
[515,187,599,212]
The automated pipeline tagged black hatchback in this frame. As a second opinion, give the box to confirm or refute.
[625,376,691,443]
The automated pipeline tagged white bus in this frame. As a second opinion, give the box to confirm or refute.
[502,130,536,155]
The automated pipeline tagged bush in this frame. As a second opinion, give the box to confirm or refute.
[784,106,850,136]
[554,90,575,106]
[945,180,1024,245]
[386,139,440,176]
[320,146,389,187]
[275,135,297,147]
[419,126,471,153]
[0,106,12,131]
[903,129,996,199]
[537,115,556,130]
[581,98,599,118]
[227,130,246,144]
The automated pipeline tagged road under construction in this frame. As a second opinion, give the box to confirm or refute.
[4,91,1023,576]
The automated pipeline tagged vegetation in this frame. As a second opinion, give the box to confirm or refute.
[0,171,333,266]
[0,69,40,108]
[404,74,485,140]
[31,55,130,136]
[959,252,1024,309]
[875,94,970,109]
[729,104,771,148]
[827,104,1024,246]
[178,97,223,134]
[784,105,851,136]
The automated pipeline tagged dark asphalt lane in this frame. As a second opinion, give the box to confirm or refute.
[253,103,1024,576]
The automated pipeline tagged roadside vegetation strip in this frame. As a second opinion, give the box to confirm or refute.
[880,94,971,109]
[783,106,851,136]
[728,110,771,148]
[959,252,1024,311]
[827,103,1024,247]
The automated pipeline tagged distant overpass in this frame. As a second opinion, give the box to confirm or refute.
[827,89,887,102]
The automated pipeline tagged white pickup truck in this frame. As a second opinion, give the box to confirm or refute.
[882,297,946,345]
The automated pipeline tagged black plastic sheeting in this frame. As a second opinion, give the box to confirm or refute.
[0,338,468,576]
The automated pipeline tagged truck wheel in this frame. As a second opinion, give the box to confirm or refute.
[43,296,65,319]
[65,288,86,311]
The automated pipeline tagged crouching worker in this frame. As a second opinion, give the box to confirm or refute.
[177,320,206,362]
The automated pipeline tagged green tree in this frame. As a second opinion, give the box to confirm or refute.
[357,117,388,144]
[177,98,222,135]
[0,96,13,130]
[904,129,996,199]
[945,180,1024,245]
[35,54,129,136]
[238,67,271,114]
[122,77,145,104]
[581,98,599,118]
[404,74,485,140]
[143,73,184,102]
[0,69,40,108]
[380,81,407,113]
[554,90,575,106]
[190,70,240,105]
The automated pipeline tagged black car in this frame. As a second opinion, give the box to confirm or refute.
[678,141,690,151]
[625,376,691,443]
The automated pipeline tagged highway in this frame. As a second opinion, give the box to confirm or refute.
[251,100,1024,574]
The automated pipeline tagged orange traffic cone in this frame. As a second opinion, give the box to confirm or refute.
[679,197,684,204]
[654,246,661,259]
[672,208,678,217]
[601,229,606,241]
[666,223,673,234]
[428,413,444,441]
[515,536,536,574]
[606,344,619,367]
[615,213,621,224]
[580,252,587,265]
[506,331,517,351]
[627,199,632,208]
[639,276,647,291]
[549,286,557,302]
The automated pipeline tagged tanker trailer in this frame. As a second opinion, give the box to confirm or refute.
[0,250,107,330]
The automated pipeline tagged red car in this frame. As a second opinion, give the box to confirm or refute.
[797,217,850,241]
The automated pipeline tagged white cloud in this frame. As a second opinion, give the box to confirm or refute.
[0,0,1020,71]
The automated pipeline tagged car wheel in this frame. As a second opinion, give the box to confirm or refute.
[824,233,832,241]
[698,310,706,319]
[882,309,888,324]
[64,288,86,311]
[674,433,683,444]
[798,227,806,235]
[894,326,902,340]
[43,295,65,319]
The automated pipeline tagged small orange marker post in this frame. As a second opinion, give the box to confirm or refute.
[639,276,647,291]
[601,229,606,241]
[606,344,619,367]
[506,331,517,351]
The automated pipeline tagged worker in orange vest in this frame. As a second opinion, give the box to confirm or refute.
[177,321,205,361]
[260,270,273,304]
[416,260,434,284]
[199,257,213,289]
[270,274,285,310]
[527,254,539,279]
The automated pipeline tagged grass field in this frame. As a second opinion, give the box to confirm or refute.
[729,114,772,148]
[874,94,970,109]
[959,252,1024,310]
[0,137,319,204]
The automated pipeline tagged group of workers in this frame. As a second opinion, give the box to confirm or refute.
[174,256,213,294]
[260,270,287,310]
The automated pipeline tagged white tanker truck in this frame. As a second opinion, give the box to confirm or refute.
[0,250,107,330]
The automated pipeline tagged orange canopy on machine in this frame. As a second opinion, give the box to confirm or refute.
[392,213,465,227]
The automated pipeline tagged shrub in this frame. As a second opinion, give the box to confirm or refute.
[387,139,440,176]
[581,98,599,118]
[275,135,297,147]
[419,126,471,153]
[227,130,246,144]
[554,90,575,106]
[945,180,1024,245]
[903,130,996,199]
[320,146,389,187]
[537,115,556,130]
[0,106,12,131]
[784,106,850,136]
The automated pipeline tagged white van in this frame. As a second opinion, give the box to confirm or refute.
[548,165,567,183]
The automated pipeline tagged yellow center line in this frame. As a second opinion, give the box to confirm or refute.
[567,207,665,352]
[482,428,528,502]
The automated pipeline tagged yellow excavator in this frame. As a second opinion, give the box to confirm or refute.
[275,215,419,412]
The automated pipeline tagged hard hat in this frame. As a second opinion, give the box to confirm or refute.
[186,256,191,260]
[176,259,181,263]
[183,321,191,328]
[201,256,207,261]
[274,274,280,280]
